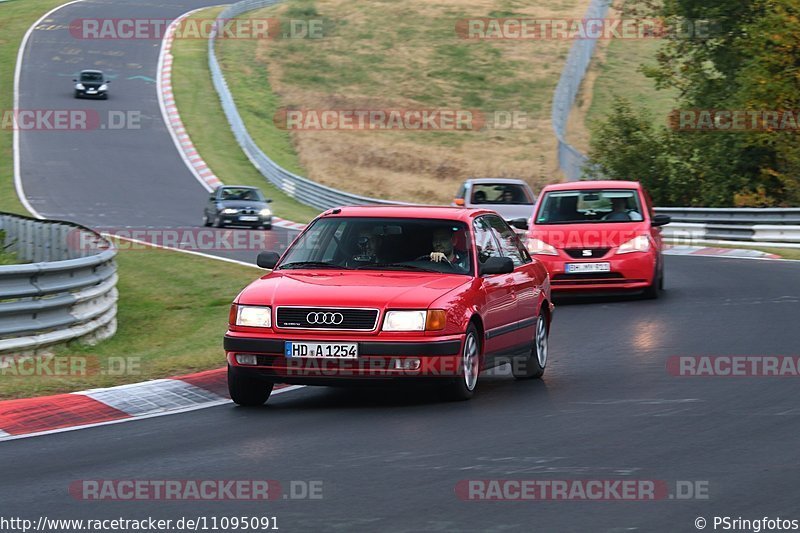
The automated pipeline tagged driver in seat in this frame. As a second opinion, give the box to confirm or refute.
[426,227,469,271]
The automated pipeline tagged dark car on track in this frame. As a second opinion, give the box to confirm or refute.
[225,206,554,405]
[203,185,273,230]
[73,70,109,99]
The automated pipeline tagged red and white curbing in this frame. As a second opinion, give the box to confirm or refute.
[157,12,306,232]
[664,245,782,260]
[0,368,297,441]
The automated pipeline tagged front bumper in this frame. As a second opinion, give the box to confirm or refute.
[225,333,464,382]
[221,215,272,227]
[75,89,107,98]
[535,251,656,293]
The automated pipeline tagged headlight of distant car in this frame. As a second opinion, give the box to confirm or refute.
[382,310,446,331]
[526,238,558,256]
[75,83,85,90]
[259,208,272,217]
[616,235,651,254]
[234,305,271,328]
[221,208,238,215]
[99,84,108,91]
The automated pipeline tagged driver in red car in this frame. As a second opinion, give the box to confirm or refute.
[428,227,469,271]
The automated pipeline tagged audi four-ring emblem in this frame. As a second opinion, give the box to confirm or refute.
[306,312,344,325]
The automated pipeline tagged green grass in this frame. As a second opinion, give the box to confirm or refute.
[171,7,319,223]
[0,244,261,399]
[586,39,678,129]
[0,0,73,214]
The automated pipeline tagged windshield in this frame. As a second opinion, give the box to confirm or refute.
[278,217,473,275]
[470,183,532,205]
[218,187,265,202]
[535,189,644,224]
[79,72,103,83]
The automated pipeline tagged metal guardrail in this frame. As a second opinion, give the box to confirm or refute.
[0,213,118,354]
[552,0,611,181]
[208,0,410,210]
[656,208,800,247]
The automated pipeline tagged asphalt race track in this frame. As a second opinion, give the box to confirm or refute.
[2,256,799,531]
[17,0,299,264]
[8,1,800,532]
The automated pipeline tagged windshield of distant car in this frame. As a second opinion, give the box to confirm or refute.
[79,72,103,82]
[218,187,265,202]
[277,217,473,275]
[470,183,533,205]
[535,189,645,224]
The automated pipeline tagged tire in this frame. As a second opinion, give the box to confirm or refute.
[228,365,273,406]
[441,323,480,401]
[202,214,212,227]
[513,312,548,379]
[74,91,81,99]
[213,215,224,228]
[643,264,662,299]
[262,223,272,230]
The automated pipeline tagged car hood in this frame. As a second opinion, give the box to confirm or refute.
[529,221,650,249]
[218,200,269,209]
[237,270,471,309]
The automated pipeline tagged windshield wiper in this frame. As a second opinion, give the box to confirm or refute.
[278,261,345,270]
[358,263,440,273]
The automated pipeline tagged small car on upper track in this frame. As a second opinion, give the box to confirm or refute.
[225,205,553,405]
[203,185,273,229]
[73,70,110,99]
[522,180,670,298]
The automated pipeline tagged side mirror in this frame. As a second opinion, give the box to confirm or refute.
[479,256,514,276]
[256,251,280,269]
[509,218,529,231]
[266,198,273,203]
[209,193,216,201]
[72,79,77,82]
[652,214,671,227]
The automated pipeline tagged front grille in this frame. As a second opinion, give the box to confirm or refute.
[276,307,379,331]
[564,248,610,259]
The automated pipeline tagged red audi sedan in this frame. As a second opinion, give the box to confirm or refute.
[523,181,670,297]
[225,206,553,405]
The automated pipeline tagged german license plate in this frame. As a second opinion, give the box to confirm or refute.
[240,216,259,222]
[566,262,611,273]
[285,341,358,359]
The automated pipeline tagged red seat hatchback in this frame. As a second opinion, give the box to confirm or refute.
[524,181,670,297]
[225,206,553,405]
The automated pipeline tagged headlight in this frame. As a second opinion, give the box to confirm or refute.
[222,208,238,215]
[99,84,108,91]
[616,235,651,254]
[383,310,427,331]
[259,208,272,217]
[235,305,272,328]
[526,238,558,256]
[76,83,85,90]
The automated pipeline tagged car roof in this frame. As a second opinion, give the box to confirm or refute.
[319,205,497,222]
[219,185,260,190]
[540,180,642,192]
[465,178,531,186]
[80,69,104,74]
